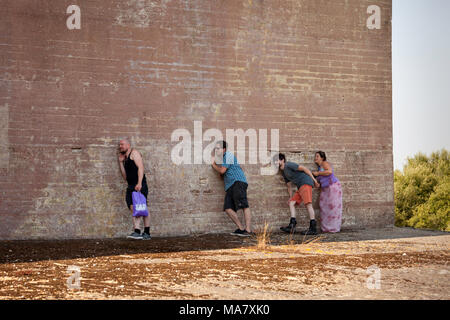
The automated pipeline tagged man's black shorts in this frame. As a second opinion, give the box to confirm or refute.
[126,182,148,208]
[223,181,249,212]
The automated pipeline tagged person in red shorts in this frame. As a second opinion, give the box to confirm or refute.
[275,153,320,235]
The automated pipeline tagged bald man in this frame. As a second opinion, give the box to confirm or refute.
[118,139,151,240]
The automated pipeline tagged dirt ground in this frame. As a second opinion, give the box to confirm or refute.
[0,226,449,300]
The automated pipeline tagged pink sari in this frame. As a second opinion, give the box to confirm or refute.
[319,181,343,233]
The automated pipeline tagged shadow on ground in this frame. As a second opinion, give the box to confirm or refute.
[1,226,448,264]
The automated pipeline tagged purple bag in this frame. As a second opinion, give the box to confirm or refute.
[132,191,149,217]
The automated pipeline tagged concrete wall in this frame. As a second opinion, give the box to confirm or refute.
[0,0,393,239]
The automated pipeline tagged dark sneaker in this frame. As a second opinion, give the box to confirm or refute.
[280,225,295,233]
[300,220,317,235]
[142,232,151,240]
[280,219,297,234]
[127,231,143,240]
[230,229,247,236]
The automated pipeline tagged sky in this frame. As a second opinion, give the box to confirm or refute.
[392,0,450,170]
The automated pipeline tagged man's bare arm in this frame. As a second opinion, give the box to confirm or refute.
[131,150,145,187]
[211,157,227,175]
[286,181,293,198]
[298,165,320,187]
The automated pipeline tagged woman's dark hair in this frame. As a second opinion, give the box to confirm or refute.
[316,151,326,161]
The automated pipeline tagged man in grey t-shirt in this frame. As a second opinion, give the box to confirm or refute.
[281,161,315,189]
[275,153,320,235]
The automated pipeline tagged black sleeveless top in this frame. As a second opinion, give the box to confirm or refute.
[124,149,146,186]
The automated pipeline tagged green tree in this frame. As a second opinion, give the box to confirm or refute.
[394,149,450,231]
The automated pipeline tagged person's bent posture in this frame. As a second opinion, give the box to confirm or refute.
[118,139,151,240]
[275,153,320,235]
[211,140,252,237]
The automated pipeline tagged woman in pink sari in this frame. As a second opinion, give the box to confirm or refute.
[312,151,343,233]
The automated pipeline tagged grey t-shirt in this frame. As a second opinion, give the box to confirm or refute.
[281,161,314,188]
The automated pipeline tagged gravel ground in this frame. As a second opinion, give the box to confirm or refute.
[0,226,448,300]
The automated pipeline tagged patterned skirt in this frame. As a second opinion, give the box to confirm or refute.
[319,181,343,233]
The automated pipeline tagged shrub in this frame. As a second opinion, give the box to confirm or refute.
[394,149,449,231]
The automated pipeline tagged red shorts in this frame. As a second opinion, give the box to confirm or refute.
[290,185,313,205]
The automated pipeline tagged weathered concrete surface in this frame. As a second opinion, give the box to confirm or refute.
[0,227,448,299]
[0,0,393,239]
